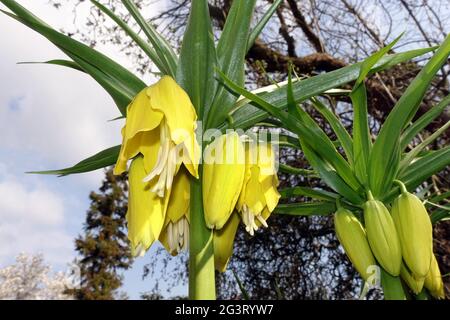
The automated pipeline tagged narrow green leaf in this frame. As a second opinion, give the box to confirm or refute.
[121,0,178,77]
[0,2,146,115]
[91,0,168,75]
[369,35,450,197]
[351,84,371,186]
[207,0,256,128]
[431,209,450,224]
[400,146,450,190]
[247,0,282,51]
[18,59,84,72]
[278,164,316,177]
[399,120,450,174]
[176,0,217,120]
[232,270,250,300]
[310,97,353,164]
[227,47,436,130]
[354,34,401,87]
[280,187,340,201]
[400,94,450,150]
[274,202,336,216]
[28,145,120,176]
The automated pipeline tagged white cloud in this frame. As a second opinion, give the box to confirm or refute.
[0,164,72,266]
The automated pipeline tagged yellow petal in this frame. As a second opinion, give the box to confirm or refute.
[400,263,425,295]
[203,132,245,229]
[214,212,240,272]
[127,156,169,256]
[114,89,164,175]
[147,76,200,177]
[424,254,445,299]
[165,170,190,225]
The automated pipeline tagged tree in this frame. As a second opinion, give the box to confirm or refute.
[67,169,133,300]
[0,253,74,300]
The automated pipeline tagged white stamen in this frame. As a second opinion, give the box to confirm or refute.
[242,205,268,236]
[167,217,190,254]
[135,244,146,257]
[143,121,183,198]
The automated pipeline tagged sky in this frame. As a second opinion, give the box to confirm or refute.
[0,0,185,299]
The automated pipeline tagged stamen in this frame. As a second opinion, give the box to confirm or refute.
[167,217,190,254]
[242,205,268,236]
[135,244,146,257]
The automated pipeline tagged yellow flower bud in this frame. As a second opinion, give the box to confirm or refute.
[424,254,445,299]
[391,186,432,278]
[363,197,402,276]
[400,263,425,295]
[334,207,377,281]
[203,132,245,229]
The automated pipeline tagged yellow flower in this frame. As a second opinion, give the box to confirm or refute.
[126,156,169,256]
[424,254,445,299]
[363,197,402,276]
[334,207,377,281]
[203,132,245,229]
[114,76,200,197]
[159,170,191,256]
[213,212,241,272]
[391,190,433,279]
[236,142,280,235]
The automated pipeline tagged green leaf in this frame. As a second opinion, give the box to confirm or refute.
[354,34,401,88]
[350,84,371,186]
[400,94,450,150]
[247,0,282,51]
[28,145,120,176]
[0,1,146,115]
[232,270,250,300]
[369,35,450,197]
[176,0,217,120]
[301,143,363,204]
[207,0,256,128]
[278,164,316,177]
[280,187,340,201]
[399,120,450,174]
[226,47,437,130]
[121,0,178,77]
[274,202,336,216]
[310,97,353,164]
[431,209,450,224]
[400,146,450,190]
[91,0,168,75]
[18,59,84,72]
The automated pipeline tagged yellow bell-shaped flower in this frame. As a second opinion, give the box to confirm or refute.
[236,142,280,235]
[114,76,200,197]
[126,156,169,256]
[424,254,445,299]
[159,170,191,256]
[203,132,245,229]
[213,212,241,272]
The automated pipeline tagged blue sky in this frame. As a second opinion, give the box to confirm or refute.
[0,0,186,299]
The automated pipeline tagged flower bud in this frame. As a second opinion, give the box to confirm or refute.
[363,197,402,276]
[392,190,432,278]
[424,254,445,299]
[400,263,424,295]
[334,207,377,281]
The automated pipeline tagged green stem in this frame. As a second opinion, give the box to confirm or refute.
[189,168,216,300]
[393,179,408,194]
[367,190,375,201]
[380,269,407,300]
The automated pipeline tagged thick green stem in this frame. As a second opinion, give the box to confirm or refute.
[380,269,407,300]
[189,168,216,300]
[393,179,408,194]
